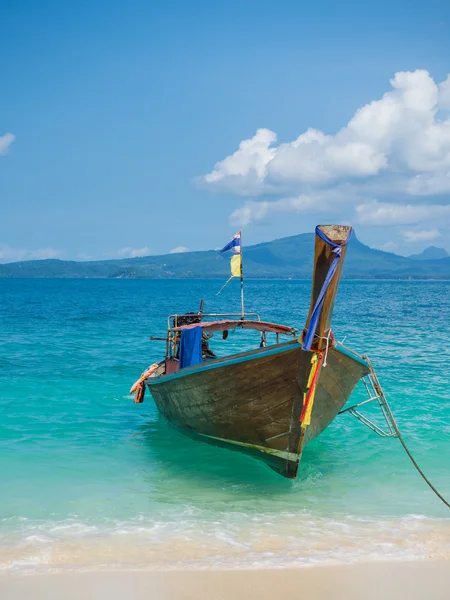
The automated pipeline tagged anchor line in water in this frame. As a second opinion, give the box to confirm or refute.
[393,413,450,510]
[341,357,450,510]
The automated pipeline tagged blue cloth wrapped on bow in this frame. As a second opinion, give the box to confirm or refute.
[302,227,352,351]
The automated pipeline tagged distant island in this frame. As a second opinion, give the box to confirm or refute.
[408,246,449,261]
[1,233,450,279]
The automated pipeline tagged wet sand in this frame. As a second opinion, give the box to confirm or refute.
[1,560,449,600]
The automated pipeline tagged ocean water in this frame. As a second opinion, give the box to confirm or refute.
[1,278,449,574]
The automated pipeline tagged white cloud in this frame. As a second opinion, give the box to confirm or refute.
[354,201,450,225]
[407,171,450,195]
[29,248,62,260]
[0,244,26,262]
[197,128,277,196]
[0,244,63,263]
[401,228,441,243]
[0,133,15,155]
[439,75,450,110]
[117,247,150,258]
[230,194,318,227]
[266,128,386,187]
[378,241,399,252]
[170,246,189,254]
[197,70,450,231]
[230,185,361,226]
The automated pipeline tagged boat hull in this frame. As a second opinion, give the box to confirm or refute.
[147,341,369,478]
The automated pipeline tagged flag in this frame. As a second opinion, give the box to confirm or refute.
[216,234,242,296]
[230,254,242,277]
[220,231,241,254]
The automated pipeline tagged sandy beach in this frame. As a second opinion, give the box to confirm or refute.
[1,561,449,600]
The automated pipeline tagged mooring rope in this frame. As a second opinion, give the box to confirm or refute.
[130,363,160,404]
[394,420,450,509]
[365,358,450,510]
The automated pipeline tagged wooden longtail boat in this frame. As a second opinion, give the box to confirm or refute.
[131,225,370,479]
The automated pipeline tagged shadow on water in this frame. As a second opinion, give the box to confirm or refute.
[136,417,290,489]
[132,412,342,509]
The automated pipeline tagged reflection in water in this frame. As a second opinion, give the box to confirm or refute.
[135,415,295,504]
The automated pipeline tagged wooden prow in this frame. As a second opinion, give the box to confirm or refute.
[303,225,352,351]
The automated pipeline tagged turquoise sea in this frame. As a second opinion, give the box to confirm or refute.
[1,279,449,573]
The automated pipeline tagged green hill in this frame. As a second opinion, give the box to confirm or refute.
[1,233,450,279]
[409,246,449,261]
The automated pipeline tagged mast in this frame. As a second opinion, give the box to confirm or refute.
[240,230,245,319]
[302,225,352,351]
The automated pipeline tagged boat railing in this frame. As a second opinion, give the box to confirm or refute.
[167,312,261,329]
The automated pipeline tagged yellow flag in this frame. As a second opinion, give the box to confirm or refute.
[216,254,242,296]
[230,254,241,277]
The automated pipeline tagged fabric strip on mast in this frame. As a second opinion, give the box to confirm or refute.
[230,254,241,277]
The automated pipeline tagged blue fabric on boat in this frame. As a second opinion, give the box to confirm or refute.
[179,326,203,369]
[315,225,353,249]
[302,227,352,351]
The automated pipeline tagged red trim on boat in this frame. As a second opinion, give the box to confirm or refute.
[170,319,296,335]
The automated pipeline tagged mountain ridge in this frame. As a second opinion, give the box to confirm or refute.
[1,233,450,279]
[409,246,449,261]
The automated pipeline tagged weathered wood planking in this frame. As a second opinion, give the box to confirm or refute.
[148,342,369,478]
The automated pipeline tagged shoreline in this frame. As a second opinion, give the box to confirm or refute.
[1,560,449,599]
[1,511,449,575]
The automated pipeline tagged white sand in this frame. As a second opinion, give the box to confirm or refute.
[1,561,449,600]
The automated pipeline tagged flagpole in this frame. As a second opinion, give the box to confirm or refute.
[240,230,245,319]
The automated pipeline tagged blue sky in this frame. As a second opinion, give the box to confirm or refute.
[1,0,450,262]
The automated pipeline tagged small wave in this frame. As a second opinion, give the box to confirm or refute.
[0,512,449,574]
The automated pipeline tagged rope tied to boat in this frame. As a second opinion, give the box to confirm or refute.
[130,363,159,404]
[302,227,352,352]
[323,330,332,366]
[341,357,450,510]
[367,359,450,510]
[315,330,334,366]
